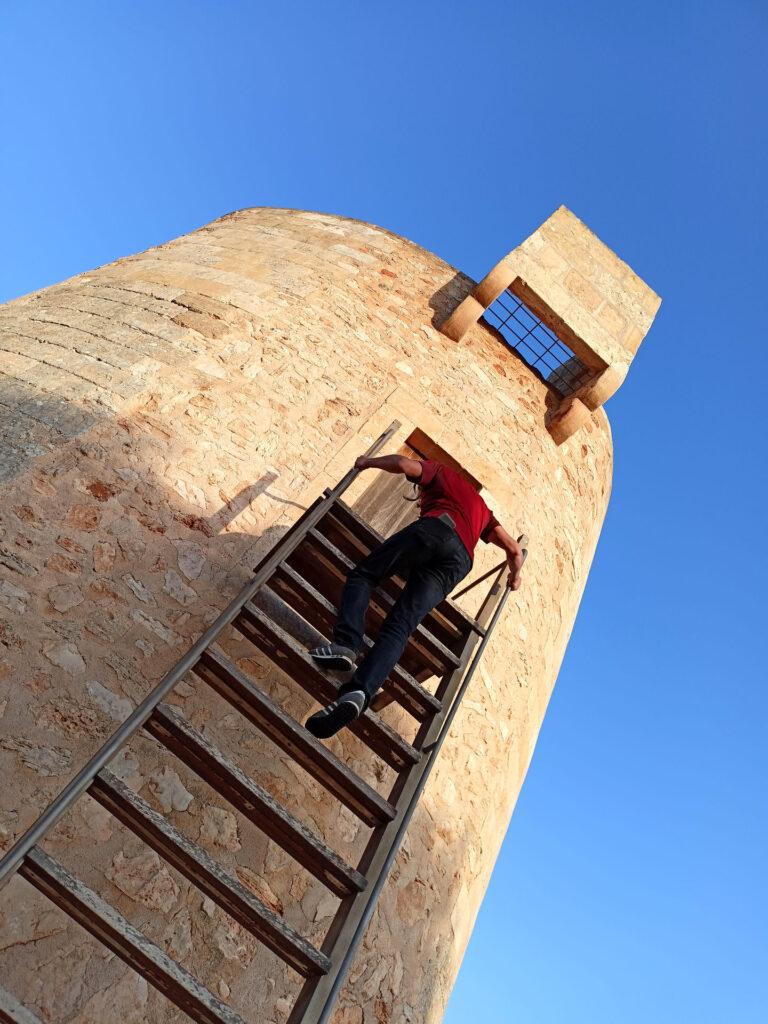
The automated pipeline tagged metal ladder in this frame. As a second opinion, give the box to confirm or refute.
[0,421,522,1024]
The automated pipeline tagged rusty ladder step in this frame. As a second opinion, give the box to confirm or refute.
[144,703,366,898]
[89,770,331,978]
[268,563,441,721]
[18,847,245,1024]
[194,648,396,826]
[233,603,420,771]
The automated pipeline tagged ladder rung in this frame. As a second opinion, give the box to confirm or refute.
[301,529,461,674]
[269,563,442,721]
[19,847,245,1024]
[195,648,396,827]
[0,987,44,1024]
[89,770,331,979]
[234,603,420,772]
[145,704,366,898]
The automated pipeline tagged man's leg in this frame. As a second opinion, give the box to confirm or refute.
[310,522,419,670]
[306,569,445,739]
[347,567,446,704]
[306,522,430,738]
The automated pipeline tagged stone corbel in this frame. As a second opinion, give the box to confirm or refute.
[440,259,514,344]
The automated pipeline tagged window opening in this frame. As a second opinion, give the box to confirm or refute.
[483,289,593,398]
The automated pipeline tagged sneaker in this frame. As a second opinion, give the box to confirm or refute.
[305,690,366,739]
[308,643,358,672]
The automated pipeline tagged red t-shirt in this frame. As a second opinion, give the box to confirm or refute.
[407,460,499,560]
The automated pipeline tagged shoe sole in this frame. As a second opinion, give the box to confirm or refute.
[310,652,356,672]
[305,699,361,739]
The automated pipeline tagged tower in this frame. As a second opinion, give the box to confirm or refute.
[0,207,659,1023]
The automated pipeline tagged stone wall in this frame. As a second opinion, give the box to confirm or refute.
[0,208,613,1023]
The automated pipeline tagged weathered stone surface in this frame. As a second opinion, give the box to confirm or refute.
[0,578,30,614]
[174,539,206,579]
[86,680,133,722]
[105,851,180,912]
[199,805,241,852]
[70,973,148,1024]
[0,736,72,776]
[131,609,180,645]
[64,505,101,531]
[214,920,255,966]
[0,904,66,952]
[122,574,154,604]
[77,795,114,842]
[109,748,144,788]
[163,568,197,606]
[42,639,85,675]
[164,907,193,960]
[36,697,101,738]
[0,547,38,578]
[147,766,194,812]
[46,552,83,576]
[92,541,116,573]
[48,583,85,613]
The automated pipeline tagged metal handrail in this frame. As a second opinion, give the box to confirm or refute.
[0,420,401,887]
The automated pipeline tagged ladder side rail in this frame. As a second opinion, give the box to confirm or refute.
[288,565,510,1024]
[0,420,401,888]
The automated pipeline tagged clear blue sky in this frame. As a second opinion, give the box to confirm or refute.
[2,2,766,1021]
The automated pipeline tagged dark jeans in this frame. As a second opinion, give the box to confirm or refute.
[333,516,472,702]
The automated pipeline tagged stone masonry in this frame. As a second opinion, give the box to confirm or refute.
[0,208,624,1023]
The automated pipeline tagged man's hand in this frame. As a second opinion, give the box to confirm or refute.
[507,555,523,591]
[486,524,526,590]
[354,455,370,471]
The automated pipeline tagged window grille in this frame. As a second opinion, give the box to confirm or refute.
[482,289,593,398]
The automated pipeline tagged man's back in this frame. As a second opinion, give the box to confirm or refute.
[412,460,498,561]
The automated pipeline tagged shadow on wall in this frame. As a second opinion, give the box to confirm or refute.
[0,378,469,1023]
[427,270,475,329]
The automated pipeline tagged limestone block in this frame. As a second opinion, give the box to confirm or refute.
[547,397,593,445]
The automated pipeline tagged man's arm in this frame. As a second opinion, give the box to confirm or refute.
[354,454,423,480]
[486,524,524,590]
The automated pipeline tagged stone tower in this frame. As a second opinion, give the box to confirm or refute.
[0,208,659,1023]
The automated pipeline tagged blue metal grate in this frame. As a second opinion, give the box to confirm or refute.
[482,289,593,397]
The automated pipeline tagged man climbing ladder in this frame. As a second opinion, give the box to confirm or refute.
[306,453,525,738]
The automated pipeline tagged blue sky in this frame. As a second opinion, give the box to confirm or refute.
[1,2,766,1021]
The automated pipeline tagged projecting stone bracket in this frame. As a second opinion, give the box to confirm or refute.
[438,206,661,444]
